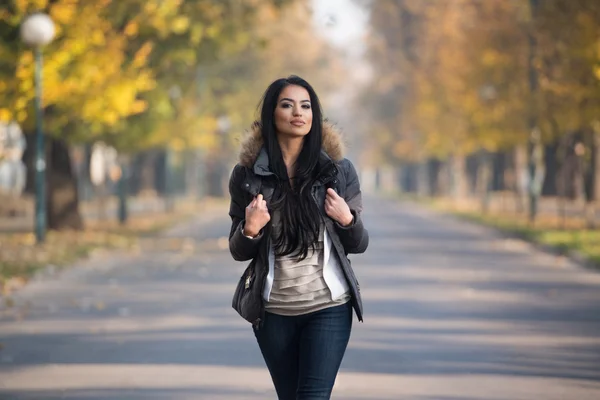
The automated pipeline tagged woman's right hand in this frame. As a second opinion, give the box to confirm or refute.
[244,194,270,237]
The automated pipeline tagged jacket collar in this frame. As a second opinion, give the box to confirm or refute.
[251,147,337,179]
[238,120,345,176]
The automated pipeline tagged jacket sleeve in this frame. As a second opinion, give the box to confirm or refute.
[228,164,263,261]
[334,159,369,254]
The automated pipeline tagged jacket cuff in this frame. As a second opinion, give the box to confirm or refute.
[335,209,359,230]
[231,220,263,258]
[335,209,364,240]
[240,221,264,240]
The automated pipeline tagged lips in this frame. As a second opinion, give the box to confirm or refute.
[291,120,305,126]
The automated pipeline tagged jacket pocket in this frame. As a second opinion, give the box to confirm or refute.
[232,261,262,324]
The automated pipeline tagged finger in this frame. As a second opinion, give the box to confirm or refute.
[256,194,263,203]
[247,199,256,208]
[326,188,338,197]
[260,200,267,209]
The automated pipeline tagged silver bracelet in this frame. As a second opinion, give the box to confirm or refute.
[241,224,258,239]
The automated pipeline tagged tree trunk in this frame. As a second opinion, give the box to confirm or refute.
[514,145,528,214]
[427,159,441,196]
[47,137,83,230]
[583,128,600,228]
[79,143,94,202]
[416,161,430,197]
[528,130,545,225]
[476,151,492,214]
[22,134,83,230]
[555,135,569,230]
[22,133,36,195]
[133,150,159,196]
[183,150,197,198]
[437,160,450,196]
[573,149,585,205]
[449,154,468,201]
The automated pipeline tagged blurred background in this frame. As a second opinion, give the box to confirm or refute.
[0,0,599,237]
[2,2,600,398]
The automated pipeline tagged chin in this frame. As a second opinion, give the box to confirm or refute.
[290,131,310,138]
[279,127,311,137]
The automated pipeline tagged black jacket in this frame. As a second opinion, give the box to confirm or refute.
[228,122,369,321]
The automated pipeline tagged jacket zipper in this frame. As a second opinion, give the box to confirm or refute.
[254,225,271,331]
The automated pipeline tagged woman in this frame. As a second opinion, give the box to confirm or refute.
[227,75,368,400]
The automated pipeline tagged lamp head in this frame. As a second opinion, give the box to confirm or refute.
[21,13,55,47]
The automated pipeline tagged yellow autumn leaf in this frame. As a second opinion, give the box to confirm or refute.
[130,42,153,68]
[0,108,12,122]
[15,97,28,111]
[171,16,189,34]
[124,21,139,37]
[19,79,33,93]
[50,2,76,24]
[131,99,147,114]
[20,51,33,65]
[91,30,106,46]
[15,0,29,13]
[17,111,28,122]
[103,110,119,125]
[190,24,204,44]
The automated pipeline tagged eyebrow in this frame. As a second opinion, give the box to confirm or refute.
[279,98,311,103]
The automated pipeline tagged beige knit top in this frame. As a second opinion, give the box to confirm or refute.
[265,211,350,316]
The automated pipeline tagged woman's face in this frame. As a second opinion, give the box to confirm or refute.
[274,84,313,138]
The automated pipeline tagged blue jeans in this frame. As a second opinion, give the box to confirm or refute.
[254,302,353,400]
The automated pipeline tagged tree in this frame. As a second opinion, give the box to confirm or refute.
[1,0,318,229]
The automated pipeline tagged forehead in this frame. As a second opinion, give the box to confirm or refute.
[278,85,310,101]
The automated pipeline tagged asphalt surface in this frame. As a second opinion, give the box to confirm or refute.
[0,196,599,399]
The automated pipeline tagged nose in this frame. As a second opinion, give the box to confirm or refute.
[292,105,302,116]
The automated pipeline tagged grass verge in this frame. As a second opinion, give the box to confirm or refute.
[0,198,211,295]
[401,194,600,270]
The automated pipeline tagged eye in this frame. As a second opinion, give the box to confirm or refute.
[302,104,311,109]
[281,103,292,108]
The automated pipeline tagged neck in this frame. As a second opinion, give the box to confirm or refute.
[277,136,304,178]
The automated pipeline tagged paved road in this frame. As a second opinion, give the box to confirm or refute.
[0,197,599,399]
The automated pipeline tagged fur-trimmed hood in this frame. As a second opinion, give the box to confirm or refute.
[238,121,345,168]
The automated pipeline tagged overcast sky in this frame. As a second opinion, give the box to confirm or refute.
[311,0,369,60]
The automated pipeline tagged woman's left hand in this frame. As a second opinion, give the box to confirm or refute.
[325,188,353,227]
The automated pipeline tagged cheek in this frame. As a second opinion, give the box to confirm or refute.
[274,107,288,129]
[304,109,313,132]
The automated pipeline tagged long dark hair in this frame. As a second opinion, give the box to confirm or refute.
[258,75,324,260]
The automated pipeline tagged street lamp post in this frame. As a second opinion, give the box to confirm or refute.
[478,83,497,214]
[20,13,55,244]
[117,154,129,225]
